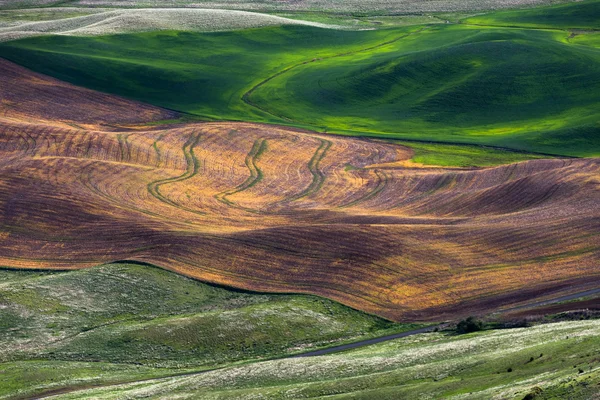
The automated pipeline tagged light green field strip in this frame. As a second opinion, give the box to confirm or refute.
[147,131,206,215]
[286,138,331,202]
[214,137,268,209]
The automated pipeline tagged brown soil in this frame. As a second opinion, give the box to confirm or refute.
[0,58,178,129]
[0,60,598,322]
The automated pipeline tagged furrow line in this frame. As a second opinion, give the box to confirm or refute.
[147,132,206,215]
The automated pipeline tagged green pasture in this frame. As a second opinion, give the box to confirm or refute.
[0,26,400,120]
[25,319,600,399]
[0,264,418,398]
[248,24,600,156]
[2,265,598,399]
[0,1,598,160]
[463,0,600,30]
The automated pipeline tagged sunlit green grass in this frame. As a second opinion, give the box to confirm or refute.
[0,26,400,121]
[249,24,600,156]
[394,140,546,167]
[1,12,598,159]
[0,1,598,162]
[463,0,600,29]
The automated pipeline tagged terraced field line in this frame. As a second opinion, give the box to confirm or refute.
[79,160,163,219]
[241,27,430,123]
[116,133,131,162]
[214,137,268,208]
[339,169,388,208]
[147,131,205,215]
[286,138,331,202]
[152,133,165,168]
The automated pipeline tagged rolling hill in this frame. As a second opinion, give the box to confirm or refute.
[0,58,178,128]
[0,58,598,322]
[19,319,600,399]
[1,12,598,155]
[0,0,598,398]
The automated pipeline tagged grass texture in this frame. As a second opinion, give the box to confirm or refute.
[463,0,600,29]
[18,319,600,399]
[0,263,416,398]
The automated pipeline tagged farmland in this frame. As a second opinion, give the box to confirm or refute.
[0,60,598,321]
[0,0,577,12]
[0,0,598,398]
[0,8,338,42]
[1,1,598,156]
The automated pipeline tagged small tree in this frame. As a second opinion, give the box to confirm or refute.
[456,316,484,334]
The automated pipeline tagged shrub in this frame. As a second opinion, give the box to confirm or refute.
[456,316,483,334]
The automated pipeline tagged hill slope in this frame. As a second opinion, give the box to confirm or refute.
[0,58,177,128]
[0,263,418,398]
[2,20,598,155]
[0,114,598,321]
[27,319,600,399]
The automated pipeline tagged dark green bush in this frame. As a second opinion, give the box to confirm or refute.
[456,316,483,334]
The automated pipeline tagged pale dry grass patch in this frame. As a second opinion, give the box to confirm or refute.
[0,8,339,42]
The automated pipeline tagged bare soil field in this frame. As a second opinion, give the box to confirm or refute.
[0,59,598,322]
[0,58,178,128]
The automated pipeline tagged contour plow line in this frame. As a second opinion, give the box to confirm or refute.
[0,116,598,321]
[147,131,206,215]
[339,169,389,209]
[214,137,268,211]
[285,138,332,203]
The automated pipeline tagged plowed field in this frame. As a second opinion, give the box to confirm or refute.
[1,60,598,321]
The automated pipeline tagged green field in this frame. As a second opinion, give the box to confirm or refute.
[0,0,598,158]
[393,140,547,167]
[2,266,598,399]
[0,264,419,398]
[463,0,600,29]
[248,24,600,156]
[18,319,600,399]
[0,26,396,121]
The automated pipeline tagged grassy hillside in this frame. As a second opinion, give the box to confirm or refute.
[0,263,419,398]
[463,0,600,29]
[31,319,600,399]
[0,264,411,365]
[0,26,397,121]
[249,24,600,156]
[1,16,598,156]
